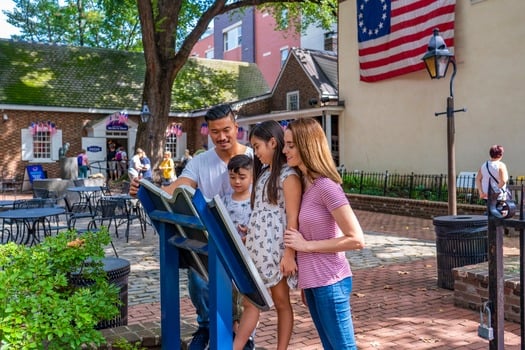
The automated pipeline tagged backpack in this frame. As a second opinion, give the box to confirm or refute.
[77,154,83,166]
[115,151,122,161]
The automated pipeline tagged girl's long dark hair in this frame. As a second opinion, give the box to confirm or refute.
[249,120,286,206]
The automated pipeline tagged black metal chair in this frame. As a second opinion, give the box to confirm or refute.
[0,173,23,199]
[63,196,96,232]
[100,185,112,196]
[33,188,50,199]
[88,197,122,256]
[91,197,126,238]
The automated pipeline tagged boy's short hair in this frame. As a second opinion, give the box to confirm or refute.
[228,154,253,173]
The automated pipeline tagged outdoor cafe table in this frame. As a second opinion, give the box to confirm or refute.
[67,186,103,213]
[0,200,14,210]
[0,207,66,245]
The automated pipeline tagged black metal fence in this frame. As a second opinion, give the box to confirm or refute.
[340,169,525,205]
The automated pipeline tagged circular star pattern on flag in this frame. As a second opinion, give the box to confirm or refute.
[358,0,388,38]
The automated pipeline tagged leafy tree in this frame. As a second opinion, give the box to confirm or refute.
[4,0,337,167]
[136,0,337,167]
[172,60,238,111]
[4,0,142,51]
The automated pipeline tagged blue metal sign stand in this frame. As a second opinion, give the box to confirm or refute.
[138,182,272,350]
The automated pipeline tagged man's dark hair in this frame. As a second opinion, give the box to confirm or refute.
[228,154,253,174]
[205,103,235,122]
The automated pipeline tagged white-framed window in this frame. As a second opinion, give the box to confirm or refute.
[286,91,299,111]
[21,128,63,162]
[205,48,214,59]
[280,47,289,67]
[165,134,178,158]
[165,132,187,160]
[223,22,242,51]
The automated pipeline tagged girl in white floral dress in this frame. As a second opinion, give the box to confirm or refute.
[233,120,302,350]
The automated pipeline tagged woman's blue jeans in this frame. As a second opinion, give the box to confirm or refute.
[303,277,357,349]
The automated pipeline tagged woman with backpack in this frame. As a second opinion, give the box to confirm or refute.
[77,149,90,179]
[116,146,128,178]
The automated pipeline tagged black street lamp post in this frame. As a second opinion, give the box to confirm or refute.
[422,28,466,216]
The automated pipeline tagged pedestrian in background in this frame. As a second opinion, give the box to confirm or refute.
[139,150,153,181]
[128,148,143,179]
[107,143,118,181]
[116,146,128,178]
[283,118,365,350]
[176,149,193,176]
[476,144,509,201]
[77,149,90,179]
[159,150,176,189]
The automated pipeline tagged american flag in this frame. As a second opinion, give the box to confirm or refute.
[357,0,456,82]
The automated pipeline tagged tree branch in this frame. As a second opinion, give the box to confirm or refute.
[173,1,227,79]
[222,0,314,13]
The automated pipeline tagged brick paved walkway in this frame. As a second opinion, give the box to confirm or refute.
[8,191,521,348]
[121,210,521,349]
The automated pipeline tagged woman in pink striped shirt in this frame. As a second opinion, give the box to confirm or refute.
[283,118,365,350]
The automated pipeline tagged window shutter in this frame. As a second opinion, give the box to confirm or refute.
[21,129,33,161]
[51,130,63,161]
[176,133,187,160]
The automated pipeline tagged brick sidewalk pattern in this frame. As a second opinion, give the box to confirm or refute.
[9,192,520,349]
[117,209,521,349]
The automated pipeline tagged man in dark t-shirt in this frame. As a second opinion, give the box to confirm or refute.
[107,144,118,181]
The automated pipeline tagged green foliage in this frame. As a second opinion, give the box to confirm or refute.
[0,229,120,349]
[173,59,238,111]
[342,172,384,193]
[5,0,337,52]
[111,337,146,350]
[341,171,478,204]
[6,0,142,51]
[260,0,338,34]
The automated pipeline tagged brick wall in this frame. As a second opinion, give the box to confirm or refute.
[453,258,521,324]
[271,57,318,111]
[347,193,485,219]
[237,96,272,116]
[1,109,202,180]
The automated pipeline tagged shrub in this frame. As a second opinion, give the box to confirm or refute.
[0,228,120,349]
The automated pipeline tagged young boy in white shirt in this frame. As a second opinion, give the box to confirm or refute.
[221,154,255,350]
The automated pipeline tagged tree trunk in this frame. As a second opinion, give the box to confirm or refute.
[135,0,227,176]
[136,0,180,176]
[135,79,173,179]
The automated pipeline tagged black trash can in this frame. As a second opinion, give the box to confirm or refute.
[70,257,130,329]
[433,215,488,290]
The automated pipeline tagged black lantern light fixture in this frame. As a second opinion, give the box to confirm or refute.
[422,28,454,80]
[140,103,152,123]
[421,28,466,216]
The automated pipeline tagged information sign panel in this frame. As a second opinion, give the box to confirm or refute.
[26,164,46,183]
